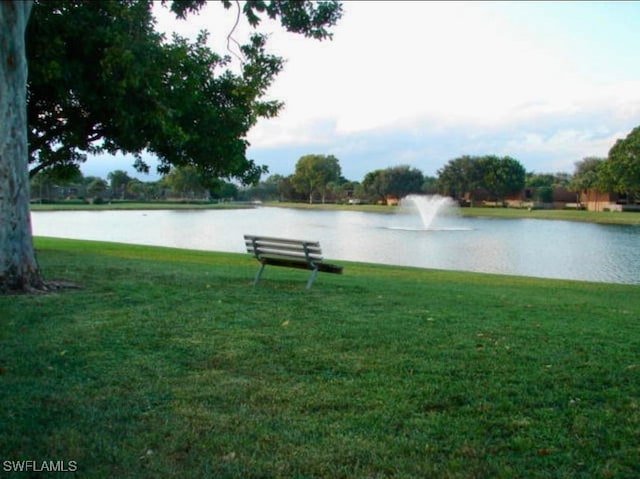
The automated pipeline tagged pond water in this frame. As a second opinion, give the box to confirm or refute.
[31,205,640,284]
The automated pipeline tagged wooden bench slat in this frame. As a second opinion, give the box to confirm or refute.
[245,235,320,246]
[246,243,322,255]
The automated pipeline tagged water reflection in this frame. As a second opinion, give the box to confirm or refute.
[31,207,640,284]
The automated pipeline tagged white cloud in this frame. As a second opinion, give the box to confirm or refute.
[256,2,586,131]
[244,0,640,148]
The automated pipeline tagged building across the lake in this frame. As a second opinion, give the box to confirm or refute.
[578,190,640,212]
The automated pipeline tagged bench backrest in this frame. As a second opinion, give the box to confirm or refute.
[244,235,323,264]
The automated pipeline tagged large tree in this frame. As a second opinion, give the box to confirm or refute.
[436,155,483,203]
[362,169,388,203]
[107,170,133,200]
[569,157,605,195]
[384,165,425,199]
[362,165,425,203]
[605,126,640,201]
[477,155,526,205]
[291,154,341,204]
[1,2,42,292]
[437,155,525,205]
[0,0,342,292]
[162,165,207,199]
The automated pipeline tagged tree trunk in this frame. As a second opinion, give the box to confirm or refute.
[0,1,43,293]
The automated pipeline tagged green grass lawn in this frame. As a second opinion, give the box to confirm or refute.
[2,238,639,478]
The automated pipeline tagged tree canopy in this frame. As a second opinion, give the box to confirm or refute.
[605,126,640,199]
[291,154,341,203]
[437,155,526,205]
[436,155,483,201]
[478,155,526,204]
[563,128,640,203]
[26,0,342,184]
[362,165,425,202]
[569,157,606,194]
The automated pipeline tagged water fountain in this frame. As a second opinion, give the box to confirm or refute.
[396,194,460,230]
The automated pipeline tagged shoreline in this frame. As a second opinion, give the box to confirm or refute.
[30,200,640,226]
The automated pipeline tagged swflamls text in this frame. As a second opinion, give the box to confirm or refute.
[3,460,78,472]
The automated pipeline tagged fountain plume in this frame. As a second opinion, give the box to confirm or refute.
[399,194,458,230]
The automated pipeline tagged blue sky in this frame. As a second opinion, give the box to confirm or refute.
[82,1,640,183]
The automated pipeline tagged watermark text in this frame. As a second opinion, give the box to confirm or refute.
[2,459,77,473]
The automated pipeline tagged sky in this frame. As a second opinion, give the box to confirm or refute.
[82,1,640,183]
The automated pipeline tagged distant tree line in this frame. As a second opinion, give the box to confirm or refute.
[242,155,577,206]
[30,126,640,207]
[245,125,640,205]
[30,166,240,203]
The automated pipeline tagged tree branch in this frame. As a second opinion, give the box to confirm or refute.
[226,1,245,64]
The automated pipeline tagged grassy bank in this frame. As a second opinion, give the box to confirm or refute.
[267,201,640,226]
[458,206,640,225]
[2,238,639,478]
[29,201,251,211]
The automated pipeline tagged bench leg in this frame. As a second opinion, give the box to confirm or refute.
[253,263,266,286]
[306,267,319,289]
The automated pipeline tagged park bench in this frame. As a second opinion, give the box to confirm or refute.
[244,235,343,289]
